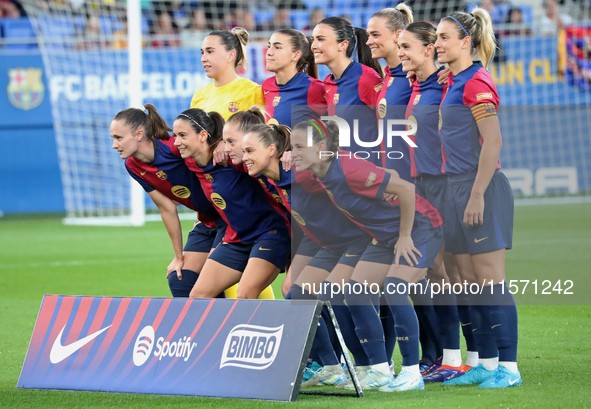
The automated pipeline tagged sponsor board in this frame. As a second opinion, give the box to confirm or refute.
[18,296,322,401]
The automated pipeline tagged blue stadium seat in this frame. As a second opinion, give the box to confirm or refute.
[291,10,309,30]
[254,10,275,25]
[99,16,123,35]
[491,3,511,25]
[1,17,37,49]
[37,17,75,49]
[519,5,534,24]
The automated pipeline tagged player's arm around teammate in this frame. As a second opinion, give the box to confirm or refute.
[173,109,290,299]
[111,104,225,297]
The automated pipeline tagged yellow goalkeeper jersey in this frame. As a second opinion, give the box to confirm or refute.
[190,77,265,120]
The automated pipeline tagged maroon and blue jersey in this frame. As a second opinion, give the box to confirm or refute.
[324,62,383,165]
[375,64,414,180]
[439,61,501,174]
[316,154,443,242]
[262,73,326,127]
[125,138,221,228]
[185,159,290,243]
[292,169,370,248]
[262,165,291,212]
[405,67,447,178]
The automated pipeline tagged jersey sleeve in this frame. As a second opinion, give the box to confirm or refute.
[251,84,265,107]
[341,156,391,199]
[359,68,384,107]
[125,163,155,193]
[307,79,328,115]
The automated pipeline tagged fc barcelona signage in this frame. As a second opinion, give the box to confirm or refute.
[18,296,322,401]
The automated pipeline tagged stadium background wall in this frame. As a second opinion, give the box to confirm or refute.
[1,36,590,214]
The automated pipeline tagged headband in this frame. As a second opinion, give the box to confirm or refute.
[178,113,211,138]
[446,16,475,49]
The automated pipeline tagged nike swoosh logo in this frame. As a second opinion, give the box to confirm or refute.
[259,247,272,251]
[491,324,501,329]
[264,91,270,94]
[461,322,472,327]
[49,324,111,364]
[508,377,521,386]
[140,171,146,176]
[474,236,488,243]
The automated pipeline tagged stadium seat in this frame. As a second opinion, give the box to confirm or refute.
[99,16,123,35]
[1,17,37,49]
[491,3,512,25]
[291,10,309,30]
[254,10,275,25]
[37,17,75,49]
[519,5,534,24]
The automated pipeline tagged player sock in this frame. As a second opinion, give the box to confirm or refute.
[384,277,420,366]
[432,289,461,350]
[346,280,388,364]
[318,281,369,366]
[469,289,499,360]
[456,292,478,352]
[490,283,519,363]
[380,302,396,366]
[410,278,442,362]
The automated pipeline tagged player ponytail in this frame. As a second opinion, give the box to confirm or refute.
[372,3,414,33]
[113,103,171,142]
[442,8,496,69]
[226,106,266,133]
[176,108,225,155]
[276,29,318,79]
[208,26,249,71]
[404,21,438,61]
[246,123,292,158]
[318,16,383,78]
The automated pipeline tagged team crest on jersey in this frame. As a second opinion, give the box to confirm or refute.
[7,68,45,111]
[228,102,240,113]
[156,170,167,180]
[280,189,289,202]
[292,210,306,226]
[365,172,377,187]
[413,94,421,105]
[205,173,214,183]
[484,103,496,114]
[387,77,394,87]
[272,96,281,107]
[171,185,191,199]
[377,97,387,119]
[333,93,340,105]
[211,193,227,209]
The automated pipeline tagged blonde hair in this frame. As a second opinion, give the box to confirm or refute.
[371,2,414,33]
[443,8,496,69]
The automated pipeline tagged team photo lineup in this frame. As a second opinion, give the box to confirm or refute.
[108,2,522,393]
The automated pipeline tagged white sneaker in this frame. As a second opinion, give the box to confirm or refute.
[345,368,393,390]
[379,368,425,392]
[302,366,346,387]
[336,366,368,389]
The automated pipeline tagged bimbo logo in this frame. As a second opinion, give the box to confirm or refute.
[220,324,283,370]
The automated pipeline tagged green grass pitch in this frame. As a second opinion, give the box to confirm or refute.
[0,204,589,408]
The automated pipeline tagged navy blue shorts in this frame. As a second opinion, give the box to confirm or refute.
[184,221,226,253]
[307,239,372,271]
[444,170,514,254]
[208,230,291,272]
[414,174,447,216]
[359,222,444,269]
[295,235,323,258]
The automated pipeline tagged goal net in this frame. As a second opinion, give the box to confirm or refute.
[18,0,591,225]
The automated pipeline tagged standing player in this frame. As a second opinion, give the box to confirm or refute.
[173,108,290,299]
[397,21,472,382]
[291,120,444,392]
[190,27,264,120]
[312,16,384,165]
[263,29,326,127]
[434,9,521,388]
[110,104,225,297]
[367,3,414,179]
[190,27,274,299]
